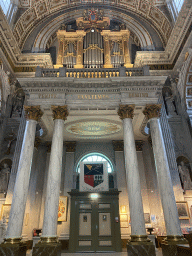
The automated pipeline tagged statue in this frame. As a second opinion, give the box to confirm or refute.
[164,91,177,117]
[0,163,11,193]
[178,161,192,192]
[11,90,25,117]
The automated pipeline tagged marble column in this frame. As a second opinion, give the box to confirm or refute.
[118,105,153,250]
[41,106,68,241]
[101,31,113,68]
[143,104,186,245]
[5,106,43,242]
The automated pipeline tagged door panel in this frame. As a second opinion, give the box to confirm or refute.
[99,212,111,236]
[79,212,91,236]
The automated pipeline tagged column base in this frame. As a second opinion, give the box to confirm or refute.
[161,235,188,256]
[0,238,27,256]
[32,237,61,256]
[127,235,156,256]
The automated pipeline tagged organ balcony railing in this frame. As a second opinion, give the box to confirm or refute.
[35,65,150,78]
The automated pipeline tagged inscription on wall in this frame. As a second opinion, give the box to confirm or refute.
[77,95,109,100]
[38,94,57,99]
[37,92,149,100]
[128,93,148,97]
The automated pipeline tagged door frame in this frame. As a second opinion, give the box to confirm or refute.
[69,189,122,252]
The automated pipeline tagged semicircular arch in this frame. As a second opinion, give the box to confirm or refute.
[13,2,172,51]
[32,10,155,53]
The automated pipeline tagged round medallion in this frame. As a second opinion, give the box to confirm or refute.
[65,120,122,137]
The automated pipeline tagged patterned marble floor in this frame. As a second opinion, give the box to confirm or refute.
[26,248,163,255]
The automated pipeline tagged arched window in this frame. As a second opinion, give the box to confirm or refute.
[77,153,113,173]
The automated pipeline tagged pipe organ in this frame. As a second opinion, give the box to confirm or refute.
[84,29,103,68]
[56,22,132,68]
[111,41,124,68]
[63,42,77,68]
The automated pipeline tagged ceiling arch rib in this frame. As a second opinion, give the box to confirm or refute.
[32,11,155,52]
[13,1,172,51]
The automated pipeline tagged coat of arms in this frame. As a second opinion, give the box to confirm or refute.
[84,163,104,188]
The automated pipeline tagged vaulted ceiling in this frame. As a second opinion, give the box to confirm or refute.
[13,0,172,53]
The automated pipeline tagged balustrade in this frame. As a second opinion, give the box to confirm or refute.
[35,66,149,78]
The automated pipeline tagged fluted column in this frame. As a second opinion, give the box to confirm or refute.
[122,32,131,68]
[57,37,64,65]
[101,31,112,68]
[74,31,85,68]
[5,106,43,242]
[41,106,68,242]
[143,104,186,244]
[118,105,150,243]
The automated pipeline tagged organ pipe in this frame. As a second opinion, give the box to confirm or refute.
[83,29,104,68]
[63,42,76,68]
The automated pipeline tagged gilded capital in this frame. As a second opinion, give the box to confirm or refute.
[51,105,69,120]
[65,141,76,152]
[24,106,43,121]
[118,105,135,119]
[143,104,162,119]
[112,140,124,151]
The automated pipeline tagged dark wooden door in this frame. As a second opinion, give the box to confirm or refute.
[69,190,121,252]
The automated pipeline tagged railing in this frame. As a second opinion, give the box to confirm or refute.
[35,66,149,78]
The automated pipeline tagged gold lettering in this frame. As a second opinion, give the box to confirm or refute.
[39,94,57,99]
[128,93,148,98]
[76,94,112,100]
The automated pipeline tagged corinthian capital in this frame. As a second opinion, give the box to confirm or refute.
[24,106,43,121]
[143,104,162,119]
[118,105,135,119]
[51,105,69,120]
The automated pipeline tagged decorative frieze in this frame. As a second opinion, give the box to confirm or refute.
[112,140,143,151]
[143,104,162,119]
[118,104,135,119]
[24,106,43,121]
[65,141,76,152]
[51,105,69,120]
[112,140,124,151]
